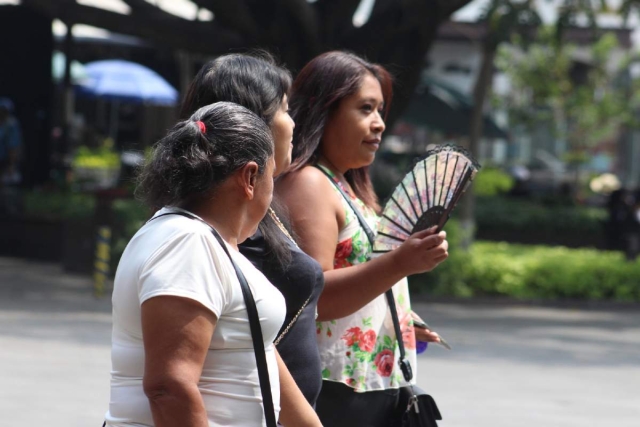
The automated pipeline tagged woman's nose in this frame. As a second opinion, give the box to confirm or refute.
[372,113,385,133]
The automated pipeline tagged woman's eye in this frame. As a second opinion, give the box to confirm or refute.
[361,104,373,112]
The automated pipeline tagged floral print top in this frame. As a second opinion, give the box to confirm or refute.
[316,165,417,392]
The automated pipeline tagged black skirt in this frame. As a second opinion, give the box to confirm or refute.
[316,380,402,427]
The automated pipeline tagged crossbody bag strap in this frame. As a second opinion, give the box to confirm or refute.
[314,165,376,244]
[149,211,278,427]
[314,165,413,383]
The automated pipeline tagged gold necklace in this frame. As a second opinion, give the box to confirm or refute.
[268,207,299,248]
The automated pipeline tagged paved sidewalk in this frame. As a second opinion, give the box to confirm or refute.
[411,302,640,427]
[0,257,112,426]
[1,256,639,426]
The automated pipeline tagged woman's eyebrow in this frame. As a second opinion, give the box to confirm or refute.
[359,97,384,104]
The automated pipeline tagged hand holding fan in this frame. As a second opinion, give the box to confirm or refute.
[373,144,480,254]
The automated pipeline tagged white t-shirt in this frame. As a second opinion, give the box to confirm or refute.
[105,207,286,426]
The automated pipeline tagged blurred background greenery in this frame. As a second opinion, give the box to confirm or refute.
[2,0,640,302]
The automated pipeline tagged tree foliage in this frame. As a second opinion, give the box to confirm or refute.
[496,27,634,165]
[459,0,639,244]
[26,0,474,124]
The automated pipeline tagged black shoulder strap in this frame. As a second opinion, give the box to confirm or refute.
[314,165,413,383]
[149,211,278,427]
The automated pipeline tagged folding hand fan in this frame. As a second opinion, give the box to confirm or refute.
[373,144,480,254]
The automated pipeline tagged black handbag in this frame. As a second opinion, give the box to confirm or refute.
[387,289,442,427]
[104,210,279,427]
[316,165,442,427]
[397,384,443,427]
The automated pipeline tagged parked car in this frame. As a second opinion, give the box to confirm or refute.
[509,150,574,196]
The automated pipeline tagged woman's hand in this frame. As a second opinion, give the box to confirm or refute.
[411,311,452,350]
[410,311,441,343]
[390,227,449,277]
[414,326,442,343]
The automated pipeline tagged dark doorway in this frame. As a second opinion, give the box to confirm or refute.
[0,5,53,187]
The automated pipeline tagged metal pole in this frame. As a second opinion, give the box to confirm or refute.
[60,22,75,161]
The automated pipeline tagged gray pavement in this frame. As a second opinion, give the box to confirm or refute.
[0,257,112,426]
[1,256,639,426]
[411,302,640,426]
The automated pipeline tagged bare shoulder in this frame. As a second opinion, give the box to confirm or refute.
[277,167,343,266]
[277,166,338,203]
[276,166,343,229]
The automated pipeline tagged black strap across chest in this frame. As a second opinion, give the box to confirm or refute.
[149,211,278,427]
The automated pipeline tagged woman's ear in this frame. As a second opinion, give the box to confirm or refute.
[236,161,260,200]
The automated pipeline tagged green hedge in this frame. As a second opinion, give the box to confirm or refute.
[476,196,606,234]
[20,190,148,274]
[473,167,514,197]
[23,191,95,220]
[110,199,151,272]
[411,238,640,302]
[474,196,607,247]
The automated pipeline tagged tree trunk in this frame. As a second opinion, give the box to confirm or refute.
[60,21,75,165]
[459,42,496,249]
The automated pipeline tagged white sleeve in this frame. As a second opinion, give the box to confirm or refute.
[138,230,232,317]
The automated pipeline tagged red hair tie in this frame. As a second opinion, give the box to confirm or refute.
[196,120,206,133]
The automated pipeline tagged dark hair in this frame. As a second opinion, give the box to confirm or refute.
[180,52,292,125]
[136,102,273,208]
[287,51,393,211]
[178,52,295,265]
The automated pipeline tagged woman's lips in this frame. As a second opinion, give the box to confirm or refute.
[363,138,381,150]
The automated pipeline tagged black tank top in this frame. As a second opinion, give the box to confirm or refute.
[240,229,325,407]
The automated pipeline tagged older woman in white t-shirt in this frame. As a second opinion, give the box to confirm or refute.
[104,102,321,427]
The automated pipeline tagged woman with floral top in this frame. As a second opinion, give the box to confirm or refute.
[277,51,450,426]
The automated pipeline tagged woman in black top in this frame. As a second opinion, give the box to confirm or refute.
[180,52,325,406]
[240,223,324,405]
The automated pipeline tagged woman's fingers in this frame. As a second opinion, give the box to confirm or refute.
[411,226,439,239]
[415,328,441,343]
[418,241,448,272]
[425,240,448,259]
[415,232,445,250]
[396,230,449,275]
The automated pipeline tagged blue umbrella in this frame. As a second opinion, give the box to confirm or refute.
[77,60,177,105]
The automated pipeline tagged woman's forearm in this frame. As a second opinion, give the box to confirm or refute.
[145,378,209,427]
[316,252,405,321]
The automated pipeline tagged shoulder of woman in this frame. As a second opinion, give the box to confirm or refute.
[276,166,345,232]
[277,166,335,195]
[143,218,226,265]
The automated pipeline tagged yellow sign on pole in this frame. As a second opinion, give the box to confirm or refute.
[94,226,111,297]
